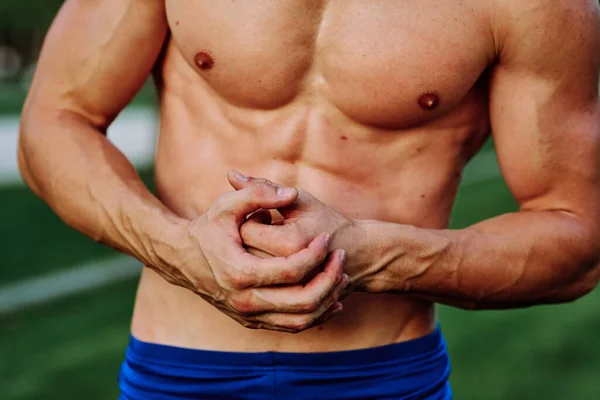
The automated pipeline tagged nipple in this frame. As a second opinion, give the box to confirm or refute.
[194,52,214,70]
[418,92,440,110]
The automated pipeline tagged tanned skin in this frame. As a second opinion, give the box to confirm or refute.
[19,0,600,352]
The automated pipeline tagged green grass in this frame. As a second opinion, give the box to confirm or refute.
[0,83,28,116]
[2,279,599,400]
[451,176,518,228]
[440,290,600,400]
[0,279,137,400]
[447,177,600,399]
[1,155,599,399]
[0,168,154,284]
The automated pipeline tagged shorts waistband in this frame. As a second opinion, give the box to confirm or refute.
[127,326,445,369]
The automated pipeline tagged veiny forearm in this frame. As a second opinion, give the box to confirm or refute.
[362,211,600,309]
[19,107,186,268]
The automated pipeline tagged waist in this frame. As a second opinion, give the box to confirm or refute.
[126,326,446,369]
[131,269,436,353]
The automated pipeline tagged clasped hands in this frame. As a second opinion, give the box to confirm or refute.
[174,170,373,333]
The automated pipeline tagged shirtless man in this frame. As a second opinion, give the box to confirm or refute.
[18,0,600,398]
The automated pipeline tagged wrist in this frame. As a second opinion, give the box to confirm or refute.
[359,222,456,294]
[358,219,390,292]
[335,218,388,292]
[132,203,192,269]
[167,214,221,296]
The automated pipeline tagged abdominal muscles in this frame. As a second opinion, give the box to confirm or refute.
[136,81,488,351]
[135,6,491,348]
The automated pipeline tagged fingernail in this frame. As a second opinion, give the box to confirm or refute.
[324,233,332,246]
[337,249,346,262]
[233,170,249,181]
[277,187,295,197]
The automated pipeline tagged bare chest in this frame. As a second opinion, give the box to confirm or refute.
[165,0,494,129]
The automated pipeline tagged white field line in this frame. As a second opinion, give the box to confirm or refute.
[0,107,158,186]
[0,257,140,315]
[0,145,502,315]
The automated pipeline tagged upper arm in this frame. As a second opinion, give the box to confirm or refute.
[23,0,167,130]
[489,0,600,220]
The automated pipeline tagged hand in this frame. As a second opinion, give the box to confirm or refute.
[228,171,368,290]
[167,181,349,333]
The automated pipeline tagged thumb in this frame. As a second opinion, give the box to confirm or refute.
[228,170,317,218]
[228,170,297,200]
[213,182,298,226]
[228,170,281,191]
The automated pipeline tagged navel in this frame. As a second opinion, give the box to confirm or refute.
[418,92,440,110]
[194,52,214,70]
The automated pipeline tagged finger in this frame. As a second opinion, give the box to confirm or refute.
[246,245,275,258]
[246,209,272,225]
[278,188,320,218]
[241,232,333,287]
[228,170,281,191]
[211,183,298,226]
[241,218,306,257]
[216,306,306,334]
[248,301,344,333]
[225,232,330,290]
[228,171,322,221]
[243,209,274,252]
[305,299,345,331]
[312,301,344,326]
[232,249,347,313]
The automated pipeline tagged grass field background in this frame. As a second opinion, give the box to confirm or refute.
[1,3,600,397]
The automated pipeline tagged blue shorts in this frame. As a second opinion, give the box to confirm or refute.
[119,327,452,399]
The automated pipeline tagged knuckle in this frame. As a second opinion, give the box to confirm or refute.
[288,319,311,333]
[251,182,273,198]
[225,269,251,290]
[314,287,334,305]
[297,299,319,313]
[280,267,303,283]
[238,319,260,330]
[297,188,313,201]
[330,290,342,304]
[210,193,232,218]
[239,223,258,243]
[280,237,304,255]
[229,294,256,316]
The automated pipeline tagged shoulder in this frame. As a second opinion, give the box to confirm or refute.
[485,0,600,91]
[490,0,600,62]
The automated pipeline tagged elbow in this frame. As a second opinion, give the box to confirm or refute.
[17,108,43,196]
[18,118,37,193]
[17,102,79,196]
[553,218,600,303]
[566,262,600,302]
[17,146,41,197]
[554,255,600,304]
[17,144,33,191]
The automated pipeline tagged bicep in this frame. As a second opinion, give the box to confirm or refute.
[24,0,167,129]
[489,0,600,218]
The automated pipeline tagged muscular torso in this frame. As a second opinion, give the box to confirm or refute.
[131,0,495,352]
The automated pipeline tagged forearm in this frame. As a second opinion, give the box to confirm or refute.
[19,107,186,268]
[359,211,600,309]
